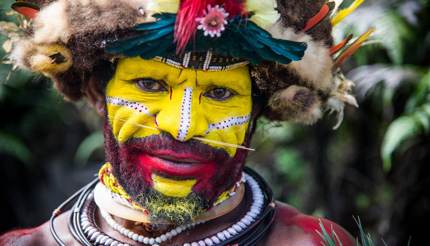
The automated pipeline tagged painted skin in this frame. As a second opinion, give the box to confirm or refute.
[105,58,252,201]
[0,58,355,245]
[106,57,252,155]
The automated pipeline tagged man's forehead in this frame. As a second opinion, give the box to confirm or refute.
[114,57,252,90]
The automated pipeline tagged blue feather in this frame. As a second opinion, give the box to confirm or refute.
[106,14,307,65]
[107,27,173,54]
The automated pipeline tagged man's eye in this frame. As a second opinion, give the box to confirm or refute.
[204,88,235,101]
[135,78,167,92]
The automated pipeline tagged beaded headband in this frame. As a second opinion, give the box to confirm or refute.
[153,51,249,71]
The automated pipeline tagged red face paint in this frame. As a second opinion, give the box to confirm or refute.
[104,121,249,207]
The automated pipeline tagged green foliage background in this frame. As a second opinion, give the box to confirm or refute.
[1,0,429,245]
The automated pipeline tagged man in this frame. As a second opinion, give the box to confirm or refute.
[1,0,371,245]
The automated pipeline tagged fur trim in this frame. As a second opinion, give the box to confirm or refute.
[9,39,35,70]
[267,23,334,93]
[276,0,333,45]
[33,0,70,44]
[67,0,138,37]
[10,41,72,75]
[326,72,358,129]
[268,85,323,124]
[29,44,73,75]
[33,0,148,45]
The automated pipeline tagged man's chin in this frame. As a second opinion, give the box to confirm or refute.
[134,188,208,225]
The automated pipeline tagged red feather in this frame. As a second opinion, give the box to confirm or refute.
[330,34,353,55]
[303,3,331,32]
[223,0,246,17]
[11,2,40,19]
[174,0,245,53]
[175,0,211,53]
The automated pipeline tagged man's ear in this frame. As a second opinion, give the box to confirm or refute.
[242,96,264,147]
[96,100,107,116]
[83,74,106,116]
[85,60,116,116]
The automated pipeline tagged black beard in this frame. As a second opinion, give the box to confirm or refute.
[135,188,208,224]
[103,117,250,225]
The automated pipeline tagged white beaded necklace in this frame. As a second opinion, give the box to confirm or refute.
[98,173,264,246]
[101,209,203,246]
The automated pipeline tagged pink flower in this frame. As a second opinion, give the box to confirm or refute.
[196,5,229,38]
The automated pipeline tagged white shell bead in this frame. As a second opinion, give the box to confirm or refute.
[217,232,226,240]
[228,227,237,235]
[211,236,220,244]
[204,238,213,245]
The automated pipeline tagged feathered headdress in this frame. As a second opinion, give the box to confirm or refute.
[7,0,373,127]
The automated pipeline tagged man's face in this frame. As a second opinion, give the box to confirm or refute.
[104,57,252,223]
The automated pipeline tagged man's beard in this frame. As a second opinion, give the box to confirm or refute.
[104,121,249,224]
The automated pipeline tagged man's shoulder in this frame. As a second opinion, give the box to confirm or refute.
[262,201,354,246]
[0,211,78,246]
[0,223,49,246]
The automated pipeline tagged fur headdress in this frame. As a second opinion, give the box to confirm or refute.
[8,0,372,127]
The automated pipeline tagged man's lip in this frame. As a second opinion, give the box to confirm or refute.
[143,149,210,163]
[155,154,201,164]
[135,153,216,177]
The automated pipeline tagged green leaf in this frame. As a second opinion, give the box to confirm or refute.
[382,116,419,171]
[380,11,412,65]
[74,131,104,166]
[405,70,430,113]
[382,103,430,171]
[0,131,32,164]
[275,148,306,183]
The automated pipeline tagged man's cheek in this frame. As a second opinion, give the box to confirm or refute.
[203,122,250,156]
[107,106,159,143]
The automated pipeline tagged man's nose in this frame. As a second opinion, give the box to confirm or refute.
[156,87,208,142]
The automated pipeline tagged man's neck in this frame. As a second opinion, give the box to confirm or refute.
[93,182,252,245]
[93,181,246,225]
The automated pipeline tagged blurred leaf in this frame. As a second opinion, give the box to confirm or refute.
[381,11,412,64]
[0,131,31,164]
[405,70,430,113]
[348,65,418,99]
[74,131,104,166]
[356,193,371,210]
[275,148,305,183]
[382,103,430,171]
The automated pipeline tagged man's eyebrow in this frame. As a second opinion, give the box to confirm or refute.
[204,77,249,92]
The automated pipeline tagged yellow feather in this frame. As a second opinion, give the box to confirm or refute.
[146,0,180,14]
[331,0,365,26]
[330,0,345,17]
[246,0,280,29]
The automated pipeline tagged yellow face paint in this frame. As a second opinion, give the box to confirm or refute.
[152,174,197,198]
[105,57,252,202]
[106,57,252,157]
